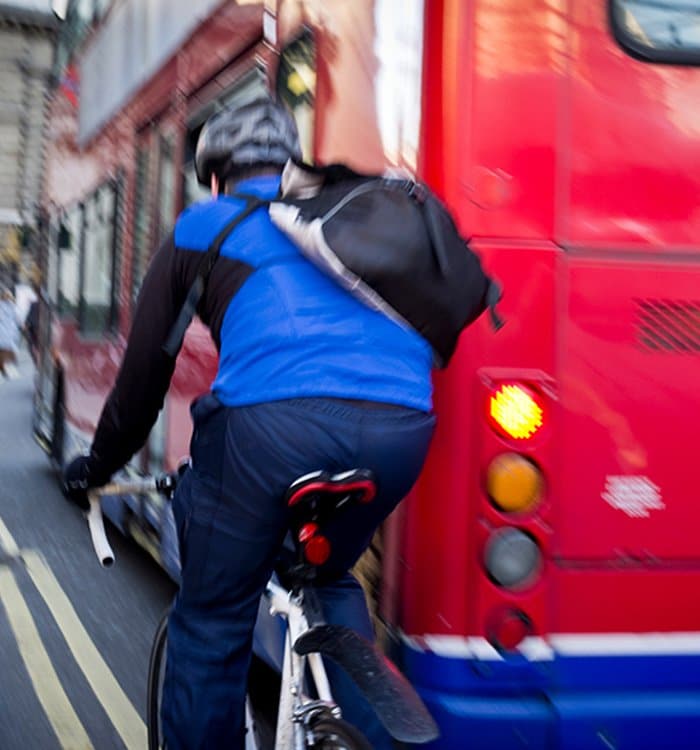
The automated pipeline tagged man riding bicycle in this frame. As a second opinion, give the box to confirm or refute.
[64,97,436,749]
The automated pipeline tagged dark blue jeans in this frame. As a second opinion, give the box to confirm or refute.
[161,395,435,750]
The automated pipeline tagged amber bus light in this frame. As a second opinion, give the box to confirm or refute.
[487,453,543,513]
[488,383,545,441]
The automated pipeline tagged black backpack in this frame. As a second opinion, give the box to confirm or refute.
[269,161,503,367]
[165,162,503,365]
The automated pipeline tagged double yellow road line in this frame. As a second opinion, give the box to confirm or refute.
[0,518,147,749]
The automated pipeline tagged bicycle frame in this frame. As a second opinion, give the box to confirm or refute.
[265,579,340,750]
[87,476,438,748]
[88,478,343,749]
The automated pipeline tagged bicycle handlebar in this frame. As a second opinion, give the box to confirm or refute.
[86,473,179,567]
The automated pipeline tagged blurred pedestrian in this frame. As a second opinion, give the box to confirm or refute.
[23,297,39,364]
[0,287,20,378]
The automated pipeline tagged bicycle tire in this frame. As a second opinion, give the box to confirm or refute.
[147,611,169,750]
[307,717,373,750]
[146,611,274,749]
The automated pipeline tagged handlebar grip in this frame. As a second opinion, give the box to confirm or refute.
[85,471,182,567]
[86,495,115,567]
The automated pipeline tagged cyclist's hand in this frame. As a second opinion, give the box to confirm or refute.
[62,455,100,511]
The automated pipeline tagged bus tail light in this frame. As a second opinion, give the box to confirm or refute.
[487,453,543,513]
[488,383,544,441]
[487,607,532,651]
[484,528,542,589]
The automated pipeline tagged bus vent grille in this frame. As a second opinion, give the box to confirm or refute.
[635,298,700,353]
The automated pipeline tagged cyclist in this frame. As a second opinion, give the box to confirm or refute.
[63,96,435,750]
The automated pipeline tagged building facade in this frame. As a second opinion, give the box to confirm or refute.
[0,2,57,287]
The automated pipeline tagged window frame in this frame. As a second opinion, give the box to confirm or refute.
[155,133,177,245]
[276,27,317,163]
[56,201,85,320]
[77,176,121,338]
[610,0,700,66]
[130,139,153,310]
[108,170,125,332]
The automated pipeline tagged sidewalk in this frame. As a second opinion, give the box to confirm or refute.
[0,347,40,469]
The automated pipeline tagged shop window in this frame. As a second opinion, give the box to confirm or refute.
[156,136,176,243]
[80,181,118,335]
[131,145,151,306]
[277,28,316,162]
[182,130,211,207]
[183,68,268,205]
[374,0,424,171]
[47,216,61,307]
[57,204,83,318]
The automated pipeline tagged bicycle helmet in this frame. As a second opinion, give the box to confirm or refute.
[195,97,302,186]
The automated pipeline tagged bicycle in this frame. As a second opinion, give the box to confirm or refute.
[86,468,439,750]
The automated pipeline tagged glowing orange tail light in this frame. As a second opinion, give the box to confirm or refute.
[487,453,543,513]
[488,383,544,441]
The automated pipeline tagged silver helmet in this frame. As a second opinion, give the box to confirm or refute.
[195,97,302,186]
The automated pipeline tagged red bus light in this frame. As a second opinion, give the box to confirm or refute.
[487,607,533,651]
[488,384,544,441]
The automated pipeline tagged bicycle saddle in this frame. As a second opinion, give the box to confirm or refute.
[285,468,376,508]
[283,469,377,569]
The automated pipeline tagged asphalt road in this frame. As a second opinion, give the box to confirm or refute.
[0,352,177,749]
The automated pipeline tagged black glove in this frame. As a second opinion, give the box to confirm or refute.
[62,455,102,511]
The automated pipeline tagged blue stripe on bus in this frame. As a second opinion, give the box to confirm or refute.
[399,643,700,750]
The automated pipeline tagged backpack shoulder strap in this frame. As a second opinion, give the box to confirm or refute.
[163,194,267,357]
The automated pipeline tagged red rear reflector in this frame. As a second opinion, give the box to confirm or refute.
[487,608,532,651]
[298,523,319,543]
[488,384,544,440]
[304,535,331,566]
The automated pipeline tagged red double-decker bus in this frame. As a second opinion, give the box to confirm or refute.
[35,1,700,747]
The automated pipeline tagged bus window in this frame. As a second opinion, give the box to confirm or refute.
[277,28,316,162]
[131,144,151,307]
[611,0,700,64]
[80,182,116,335]
[57,204,83,318]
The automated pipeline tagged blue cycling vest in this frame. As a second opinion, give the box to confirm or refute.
[174,175,433,411]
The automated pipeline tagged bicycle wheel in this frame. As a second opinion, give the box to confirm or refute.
[307,717,373,750]
[147,611,169,750]
[146,612,274,750]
